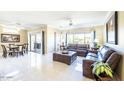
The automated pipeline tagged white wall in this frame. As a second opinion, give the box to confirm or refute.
[94,25,104,46]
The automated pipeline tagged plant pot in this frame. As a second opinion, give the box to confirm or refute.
[98,77,113,81]
[93,74,113,81]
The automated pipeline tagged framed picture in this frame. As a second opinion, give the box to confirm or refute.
[106,12,118,45]
[1,34,20,43]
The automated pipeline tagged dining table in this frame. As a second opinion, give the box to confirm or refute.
[15,44,24,46]
[7,45,19,51]
[7,43,28,56]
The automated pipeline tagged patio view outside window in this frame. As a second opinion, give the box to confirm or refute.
[67,33,91,44]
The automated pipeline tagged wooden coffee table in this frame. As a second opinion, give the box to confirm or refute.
[53,51,77,65]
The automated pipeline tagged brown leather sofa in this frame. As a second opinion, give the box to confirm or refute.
[67,44,90,57]
[83,45,121,79]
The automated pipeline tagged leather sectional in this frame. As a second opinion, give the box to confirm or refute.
[67,44,90,57]
[83,45,121,79]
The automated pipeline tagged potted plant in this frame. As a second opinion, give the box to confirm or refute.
[92,62,113,81]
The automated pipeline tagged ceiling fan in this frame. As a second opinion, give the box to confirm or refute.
[69,19,73,26]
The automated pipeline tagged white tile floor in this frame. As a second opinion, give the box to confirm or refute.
[0,52,93,81]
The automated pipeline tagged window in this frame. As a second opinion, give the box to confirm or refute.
[73,34,85,44]
[67,34,73,44]
[60,32,66,45]
[67,33,91,44]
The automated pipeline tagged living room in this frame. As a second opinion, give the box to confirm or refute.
[1,0,124,93]
[0,11,123,81]
[53,11,124,81]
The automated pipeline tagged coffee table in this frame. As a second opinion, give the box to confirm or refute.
[53,51,77,65]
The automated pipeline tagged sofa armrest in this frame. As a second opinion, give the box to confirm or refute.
[76,50,87,57]
[83,59,95,79]
[106,52,121,71]
[83,59,95,67]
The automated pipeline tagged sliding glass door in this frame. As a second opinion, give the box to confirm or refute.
[30,34,36,52]
[29,32,41,53]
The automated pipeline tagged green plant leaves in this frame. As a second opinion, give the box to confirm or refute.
[92,62,113,78]
[100,66,104,73]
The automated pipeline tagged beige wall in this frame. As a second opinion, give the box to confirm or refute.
[94,25,104,46]
[19,30,28,43]
[46,26,55,52]
[0,25,28,52]
[103,11,124,80]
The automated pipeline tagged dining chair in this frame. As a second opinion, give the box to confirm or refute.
[26,43,28,53]
[23,43,28,53]
[1,45,13,58]
[9,43,15,46]
[16,45,24,56]
[8,45,23,57]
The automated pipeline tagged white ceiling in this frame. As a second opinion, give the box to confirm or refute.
[0,11,109,30]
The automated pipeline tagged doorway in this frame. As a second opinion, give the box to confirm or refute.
[29,32,41,54]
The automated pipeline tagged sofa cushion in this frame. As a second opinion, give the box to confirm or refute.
[77,44,89,49]
[78,48,87,50]
[86,55,98,62]
[98,46,104,51]
[99,46,115,62]
[67,44,77,49]
[97,52,103,61]
[106,52,121,71]
[87,52,103,62]
[68,49,76,51]
[87,53,97,57]
[102,49,115,62]
[77,49,87,52]
[100,46,109,57]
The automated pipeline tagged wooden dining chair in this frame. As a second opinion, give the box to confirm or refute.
[1,45,13,58]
